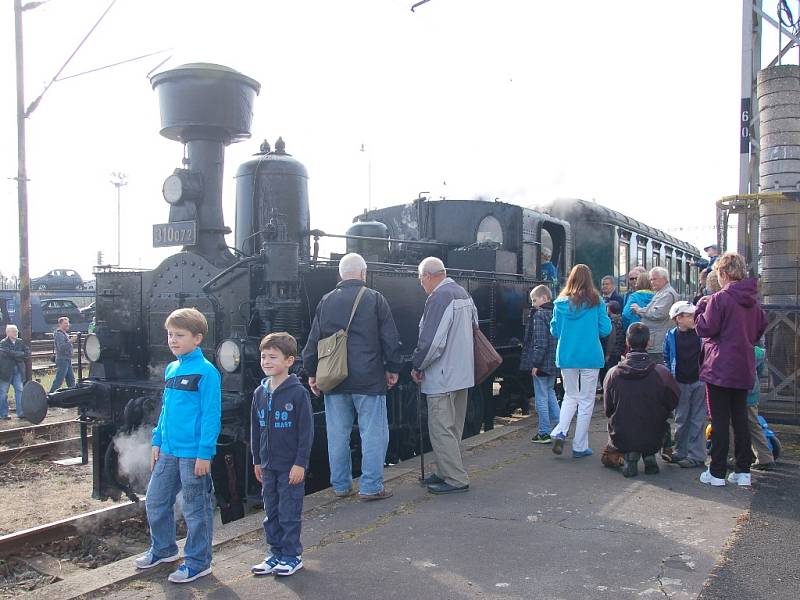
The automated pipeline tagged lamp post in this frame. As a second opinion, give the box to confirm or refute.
[110,172,127,265]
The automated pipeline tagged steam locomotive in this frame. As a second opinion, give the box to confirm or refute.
[21,64,700,522]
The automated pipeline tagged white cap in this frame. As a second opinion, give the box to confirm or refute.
[669,301,695,319]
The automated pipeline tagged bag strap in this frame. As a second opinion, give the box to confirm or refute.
[345,286,368,334]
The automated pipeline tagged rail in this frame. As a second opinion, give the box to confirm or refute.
[0,436,88,465]
[0,420,77,446]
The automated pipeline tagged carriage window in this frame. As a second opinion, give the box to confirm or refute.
[665,256,672,279]
[477,215,503,245]
[675,258,683,294]
[636,246,646,268]
[618,241,629,290]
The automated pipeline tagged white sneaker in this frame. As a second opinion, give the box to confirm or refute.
[699,469,726,486]
[251,555,281,575]
[727,472,752,487]
[134,550,180,569]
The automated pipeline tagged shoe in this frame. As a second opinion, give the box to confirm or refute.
[751,462,776,471]
[532,433,552,444]
[552,433,565,455]
[334,487,355,498]
[423,473,445,486]
[699,469,726,486]
[359,488,393,501]
[134,550,180,569]
[660,448,675,463]
[572,448,593,459]
[727,472,752,487]
[167,563,212,583]
[643,454,659,475]
[428,482,469,495]
[623,452,640,478]
[251,554,281,576]
[677,458,705,469]
[274,556,303,576]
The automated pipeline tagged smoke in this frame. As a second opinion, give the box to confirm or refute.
[113,427,153,493]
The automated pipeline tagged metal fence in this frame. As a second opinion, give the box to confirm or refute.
[761,304,800,424]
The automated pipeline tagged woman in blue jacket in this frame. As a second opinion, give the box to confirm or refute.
[622,271,654,330]
[549,264,612,458]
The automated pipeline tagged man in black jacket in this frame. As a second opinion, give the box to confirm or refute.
[302,253,402,501]
[0,324,30,419]
[602,323,680,477]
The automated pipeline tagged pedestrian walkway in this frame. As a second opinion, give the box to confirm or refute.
[47,405,764,600]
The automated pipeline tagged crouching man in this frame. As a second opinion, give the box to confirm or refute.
[601,323,680,477]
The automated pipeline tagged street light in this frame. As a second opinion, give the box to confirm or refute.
[110,172,128,265]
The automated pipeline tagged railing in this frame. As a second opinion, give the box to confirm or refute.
[761,304,800,424]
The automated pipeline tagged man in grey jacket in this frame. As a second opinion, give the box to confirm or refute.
[49,317,75,393]
[630,267,678,365]
[411,257,477,495]
[302,253,402,501]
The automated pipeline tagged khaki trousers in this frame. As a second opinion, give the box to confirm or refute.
[427,389,469,487]
[727,404,774,466]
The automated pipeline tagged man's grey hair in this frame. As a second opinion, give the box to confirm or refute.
[339,253,367,279]
[418,256,446,276]
[601,275,615,285]
[650,266,669,281]
[5,324,18,334]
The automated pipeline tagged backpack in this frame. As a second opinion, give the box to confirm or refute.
[315,286,367,393]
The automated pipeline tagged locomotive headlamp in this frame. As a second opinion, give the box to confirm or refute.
[84,333,102,362]
[162,169,203,205]
[217,339,241,373]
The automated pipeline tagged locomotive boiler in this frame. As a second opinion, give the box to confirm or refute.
[21,63,694,522]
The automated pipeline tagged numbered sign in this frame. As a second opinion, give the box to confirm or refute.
[153,220,197,247]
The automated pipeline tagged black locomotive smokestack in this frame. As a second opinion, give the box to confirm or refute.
[150,63,261,267]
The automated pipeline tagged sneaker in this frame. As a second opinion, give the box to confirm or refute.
[572,448,593,458]
[677,458,705,469]
[643,454,659,475]
[251,554,281,576]
[727,472,752,487]
[623,452,640,478]
[167,563,212,583]
[699,469,726,486]
[334,487,355,498]
[532,433,552,444]
[552,433,565,455]
[134,550,180,569]
[422,473,445,486]
[359,488,393,501]
[751,461,776,471]
[274,556,303,576]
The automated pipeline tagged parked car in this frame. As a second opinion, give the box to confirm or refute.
[40,298,82,325]
[32,269,83,291]
[80,301,95,322]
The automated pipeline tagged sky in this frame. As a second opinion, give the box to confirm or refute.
[0,0,775,282]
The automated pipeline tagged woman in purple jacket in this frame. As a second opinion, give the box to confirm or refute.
[694,252,767,488]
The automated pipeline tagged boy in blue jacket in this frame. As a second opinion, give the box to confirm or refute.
[135,308,221,584]
[250,332,313,577]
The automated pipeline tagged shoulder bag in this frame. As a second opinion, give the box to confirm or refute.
[315,286,368,393]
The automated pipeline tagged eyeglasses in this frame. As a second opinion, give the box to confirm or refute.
[628,277,637,281]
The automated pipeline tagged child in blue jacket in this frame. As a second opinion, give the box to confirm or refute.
[135,308,221,584]
[250,332,313,577]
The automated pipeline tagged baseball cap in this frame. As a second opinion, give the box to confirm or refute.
[669,301,695,319]
[703,243,718,251]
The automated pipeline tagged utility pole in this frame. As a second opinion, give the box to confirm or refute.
[111,172,128,265]
[14,0,32,380]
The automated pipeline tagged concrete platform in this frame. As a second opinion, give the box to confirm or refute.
[33,406,767,600]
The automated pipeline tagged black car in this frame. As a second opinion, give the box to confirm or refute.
[40,298,82,325]
[32,269,84,291]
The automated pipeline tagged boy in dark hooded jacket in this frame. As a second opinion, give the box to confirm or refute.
[602,323,680,477]
[520,285,560,443]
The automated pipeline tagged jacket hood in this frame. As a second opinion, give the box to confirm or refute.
[554,297,598,319]
[532,301,554,312]
[723,278,759,308]
[260,373,303,393]
[615,352,655,379]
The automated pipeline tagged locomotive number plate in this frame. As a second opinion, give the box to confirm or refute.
[153,221,197,247]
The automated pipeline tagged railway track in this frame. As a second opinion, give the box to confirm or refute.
[0,435,89,465]
[0,420,79,447]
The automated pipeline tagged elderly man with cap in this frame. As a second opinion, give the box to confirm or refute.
[411,257,478,495]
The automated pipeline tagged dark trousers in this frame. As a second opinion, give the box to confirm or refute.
[261,468,305,557]
[707,384,751,479]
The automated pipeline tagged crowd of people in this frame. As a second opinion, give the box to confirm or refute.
[521,251,770,487]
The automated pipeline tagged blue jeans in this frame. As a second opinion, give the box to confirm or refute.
[49,358,75,393]
[0,366,24,418]
[324,394,388,495]
[261,468,305,557]
[145,453,215,572]
[533,375,560,435]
